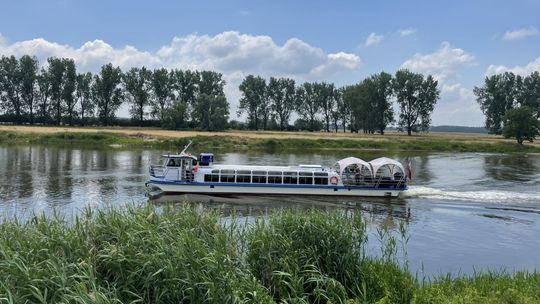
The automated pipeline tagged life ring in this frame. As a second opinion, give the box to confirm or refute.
[330,176,339,185]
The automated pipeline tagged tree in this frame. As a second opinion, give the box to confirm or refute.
[151,68,173,122]
[296,82,321,131]
[62,59,77,125]
[123,67,152,125]
[338,87,353,132]
[162,100,188,129]
[474,72,520,134]
[370,72,394,134]
[317,82,336,132]
[36,68,51,123]
[194,71,227,129]
[0,56,23,123]
[92,63,123,125]
[330,88,346,132]
[238,75,266,130]
[518,71,540,118]
[47,57,66,125]
[192,94,229,131]
[393,69,439,135]
[172,69,199,105]
[267,77,296,131]
[76,72,93,125]
[18,55,38,124]
[502,106,539,144]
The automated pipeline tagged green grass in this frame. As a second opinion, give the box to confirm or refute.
[1,130,539,153]
[0,206,538,303]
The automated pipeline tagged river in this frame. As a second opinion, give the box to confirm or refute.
[1,145,539,277]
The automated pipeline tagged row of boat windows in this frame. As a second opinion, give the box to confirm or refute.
[203,170,329,185]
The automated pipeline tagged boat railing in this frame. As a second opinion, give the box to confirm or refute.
[374,176,407,189]
[149,165,165,178]
[181,170,194,182]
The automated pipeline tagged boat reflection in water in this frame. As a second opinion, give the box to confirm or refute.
[148,192,412,229]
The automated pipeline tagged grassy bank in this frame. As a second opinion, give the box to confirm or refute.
[0,206,538,303]
[1,125,539,153]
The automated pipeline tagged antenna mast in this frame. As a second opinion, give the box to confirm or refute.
[180,140,193,154]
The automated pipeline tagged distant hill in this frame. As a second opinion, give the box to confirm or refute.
[430,125,488,133]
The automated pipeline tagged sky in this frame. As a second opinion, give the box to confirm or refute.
[1,0,539,126]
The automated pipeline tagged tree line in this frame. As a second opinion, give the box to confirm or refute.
[238,70,440,135]
[1,54,441,135]
[475,71,540,144]
[0,55,229,130]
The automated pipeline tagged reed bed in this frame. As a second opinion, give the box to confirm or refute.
[0,206,538,303]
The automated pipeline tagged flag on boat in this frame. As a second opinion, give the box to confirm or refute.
[407,160,413,180]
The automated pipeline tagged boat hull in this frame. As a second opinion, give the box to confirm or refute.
[146,181,405,198]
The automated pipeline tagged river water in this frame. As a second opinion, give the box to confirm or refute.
[1,145,539,277]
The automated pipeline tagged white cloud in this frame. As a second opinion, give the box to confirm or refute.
[486,56,540,76]
[502,26,538,41]
[431,84,484,126]
[400,42,481,126]
[398,28,416,37]
[0,31,361,117]
[365,32,383,47]
[0,34,161,72]
[401,42,475,82]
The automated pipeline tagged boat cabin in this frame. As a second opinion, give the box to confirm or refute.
[150,153,199,182]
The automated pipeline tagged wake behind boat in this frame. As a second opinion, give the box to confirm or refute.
[146,142,408,198]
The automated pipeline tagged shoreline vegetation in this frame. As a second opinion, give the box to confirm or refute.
[0,206,538,303]
[1,125,539,153]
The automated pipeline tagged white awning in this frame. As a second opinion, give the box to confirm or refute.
[369,157,404,175]
[335,157,373,176]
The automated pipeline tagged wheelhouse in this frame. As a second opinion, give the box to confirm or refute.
[149,154,198,182]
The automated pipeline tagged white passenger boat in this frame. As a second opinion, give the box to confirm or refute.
[146,143,408,198]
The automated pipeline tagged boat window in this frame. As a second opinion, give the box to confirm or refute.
[283,172,298,184]
[211,169,220,174]
[314,177,328,185]
[220,171,235,183]
[314,172,328,177]
[236,174,251,183]
[267,176,282,184]
[252,171,266,176]
[204,174,219,182]
[167,159,180,167]
[236,170,251,183]
[252,174,267,184]
[299,172,313,185]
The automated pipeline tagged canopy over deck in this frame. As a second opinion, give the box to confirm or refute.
[335,157,373,176]
[369,157,404,176]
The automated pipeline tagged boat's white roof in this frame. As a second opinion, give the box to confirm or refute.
[369,157,404,174]
[335,157,373,175]
[161,154,197,159]
[210,164,331,172]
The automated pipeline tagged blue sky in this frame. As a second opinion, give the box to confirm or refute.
[1,0,539,126]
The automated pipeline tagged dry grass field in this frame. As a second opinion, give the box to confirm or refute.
[0,124,513,142]
[1,124,538,152]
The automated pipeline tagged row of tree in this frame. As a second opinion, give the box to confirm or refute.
[1,54,441,134]
[0,55,230,130]
[238,70,440,135]
[475,71,540,144]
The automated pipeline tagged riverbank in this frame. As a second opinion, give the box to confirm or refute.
[1,125,539,153]
[0,206,537,303]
